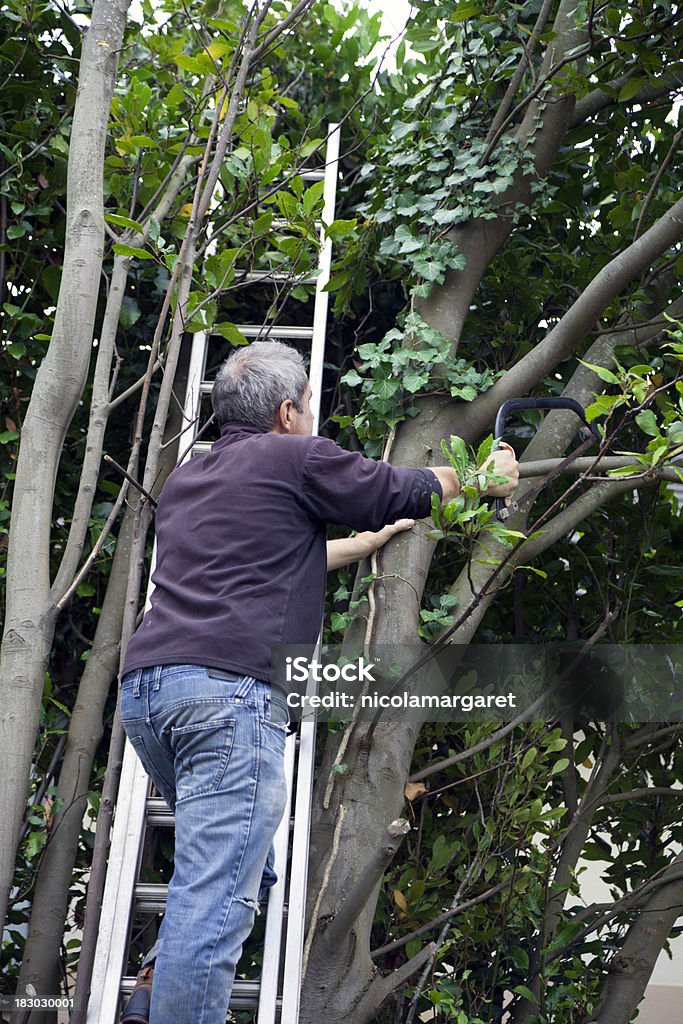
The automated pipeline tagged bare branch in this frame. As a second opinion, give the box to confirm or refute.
[251,0,316,63]
[571,65,683,126]
[483,0,554,150]
[635,127,683,239]
[371,877,512,959]
[467,196,683,436]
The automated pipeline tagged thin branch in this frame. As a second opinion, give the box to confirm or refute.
[371,877,512,959]
[483,0,554,152]
[634,127,683,240]
[519,454,683,482]
[106,358,163,413]
[468,198,683,434]
[55,476,131,612]
[251,0,316,63]
[624,723,683,751]
[302,803,347,981]
[600,787,683,806]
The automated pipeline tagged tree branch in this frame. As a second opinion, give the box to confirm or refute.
[466,195,683,438]
[635,127,683,239]
[371,877,512,959]
[361,941,437,1020]
[322,818,411,949]
[594,856,683,1024]
[251,0,316,63]
[483,0,554,150]
[571,65,683,126]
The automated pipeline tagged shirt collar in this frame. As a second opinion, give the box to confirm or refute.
[214,420,271,447]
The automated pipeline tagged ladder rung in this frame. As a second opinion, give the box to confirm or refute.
[133,882,289,917]
[238,269,318,284]
[120,976,274,1011]
[145,797,295,831]
[235,325,315,338]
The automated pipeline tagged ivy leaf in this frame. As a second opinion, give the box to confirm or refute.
[413,255,444,281]
[403,370,428,393]
[341,369,363,387]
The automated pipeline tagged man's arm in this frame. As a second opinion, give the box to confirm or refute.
[325,444,520,569]
[326,519,415,571]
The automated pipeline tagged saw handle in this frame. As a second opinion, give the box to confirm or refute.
[493,398,600,521]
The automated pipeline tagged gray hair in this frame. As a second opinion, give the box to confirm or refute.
[211,341,308,430]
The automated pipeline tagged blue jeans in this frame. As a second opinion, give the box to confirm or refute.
[120,665,289,1024]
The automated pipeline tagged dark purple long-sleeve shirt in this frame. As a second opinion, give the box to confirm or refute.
[122,421,442,682]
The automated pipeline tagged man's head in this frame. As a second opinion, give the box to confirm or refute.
[211,341,313,435]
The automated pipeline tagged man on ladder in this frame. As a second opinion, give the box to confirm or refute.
[117,339,519,1024]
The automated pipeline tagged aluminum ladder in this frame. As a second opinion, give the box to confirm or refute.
[87,123,341,1024]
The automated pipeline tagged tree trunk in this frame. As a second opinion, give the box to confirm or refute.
[15,334,193,1015]
[594,855,683,1024]
[0,0,131,934]
[16,510,134,1019]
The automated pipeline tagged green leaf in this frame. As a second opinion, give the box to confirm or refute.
[550,757,570,776]
[618,77,647,102]
[451,1,480,21]
[166,82,184,107]
[213,323,248,346]
[403,370,427,393]
[331,612,350,631]
[303,179,325,216]
[112,244,155,261]
[579,359,621,385]
[341,369,363,387]
[128,135,159,149]
[521,746,537,770]
[253,211,273,237]
[105,213,145,234]
[635,410,660,438]
[325,218,357,241]
[513,985,538,1006]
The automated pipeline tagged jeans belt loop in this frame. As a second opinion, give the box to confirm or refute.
[152,665,163,692]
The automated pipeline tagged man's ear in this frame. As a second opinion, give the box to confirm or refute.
[275,399,294,433]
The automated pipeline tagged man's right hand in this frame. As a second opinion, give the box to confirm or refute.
[479,442,519,497]
[431,442,519,502]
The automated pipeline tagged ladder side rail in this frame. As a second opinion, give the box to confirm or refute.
[256,732,296,1024]
[86,751,150,1023]
[280,121,340,1022]
[309,123,340,436]
[280,676,319,1024]
[87,331,209,1023]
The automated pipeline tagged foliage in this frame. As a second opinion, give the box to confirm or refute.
[2,0,683,1018]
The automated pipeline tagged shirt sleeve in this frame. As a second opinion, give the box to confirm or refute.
[300,436,443,532]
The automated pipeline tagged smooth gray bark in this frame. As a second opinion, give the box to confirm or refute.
[0,0,130,935]
[594,855,683,1024]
